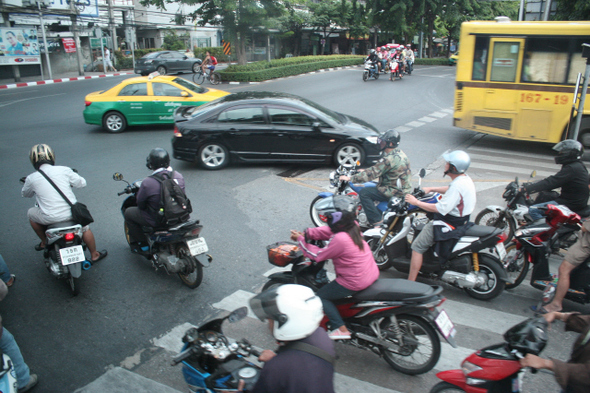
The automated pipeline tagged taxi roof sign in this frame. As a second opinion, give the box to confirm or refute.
[148,71,160,80]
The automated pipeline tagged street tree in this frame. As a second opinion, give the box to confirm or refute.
[140,0,285,65]
[309,0,347,55]
[277,1,312,57]
[554,0,590,20]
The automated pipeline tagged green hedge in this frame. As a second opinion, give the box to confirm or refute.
[218,55,364,82]
[193,47,231,63]
[414,58,449,65]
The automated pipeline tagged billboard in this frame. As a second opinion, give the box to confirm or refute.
[0,27,41,65]
[2,0,99,18]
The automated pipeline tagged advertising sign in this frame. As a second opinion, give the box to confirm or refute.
[62,37,76,53]
[0,27,41,65]
[1,0,99,18]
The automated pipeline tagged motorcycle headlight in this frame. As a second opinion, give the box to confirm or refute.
[365,136,378,144]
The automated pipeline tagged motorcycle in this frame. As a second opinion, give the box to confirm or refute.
[263,242,458,375]
[20,178,89,296]
[362,61,380,81]
[430,317,548,393]
[503,204,587,295]
[172,307,262,393]
[113,173,212,289]
[389,59,403,81]
[363,171,509,300]
[405,59,413,75]
[309,162,390,229]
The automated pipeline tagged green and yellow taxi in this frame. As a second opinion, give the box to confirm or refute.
[83,73,230,133]
[449,52,459,66]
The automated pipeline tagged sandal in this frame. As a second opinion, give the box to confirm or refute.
[91,250,108,263]
[6,274,15,287]
[34,242,45,251]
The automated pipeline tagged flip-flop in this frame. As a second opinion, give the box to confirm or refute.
[91,250,108,263]
[34,242,45,251]
[530,305,550,314]
[6,274,15,288]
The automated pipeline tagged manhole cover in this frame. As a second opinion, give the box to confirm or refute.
[277,167,312,178]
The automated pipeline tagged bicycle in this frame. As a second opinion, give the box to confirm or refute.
[194,67,221,85]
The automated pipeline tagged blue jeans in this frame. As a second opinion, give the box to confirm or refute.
[358,186,389,225]
[528,201,557,221]
[316,281,356,330]
[0,328,31,388]
[0,254,12,283]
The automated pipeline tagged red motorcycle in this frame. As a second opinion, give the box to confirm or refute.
[430,317,548,393]
[263,242,458,375]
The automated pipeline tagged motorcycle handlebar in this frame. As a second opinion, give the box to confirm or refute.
[171,346,198,366]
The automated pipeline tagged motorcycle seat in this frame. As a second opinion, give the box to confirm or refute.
[353,279,441,301]
[464,225,501,237]
[47,220,78,229]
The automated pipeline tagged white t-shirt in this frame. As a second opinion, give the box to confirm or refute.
[436,174,476,217]
[22,164,86,222]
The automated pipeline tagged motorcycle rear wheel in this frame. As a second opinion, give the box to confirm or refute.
[429,381,465,393]
[309,196,329,227]
[362,71,368,82]
[366,237,392,271]
[176,245,204,289]
[503,242,529,290]
[464,254,505,300]
[474,208,514,244]
[378,314,441,375]
[68,276,80,296]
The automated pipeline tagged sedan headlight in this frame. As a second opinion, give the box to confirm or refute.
[365,136,378,144]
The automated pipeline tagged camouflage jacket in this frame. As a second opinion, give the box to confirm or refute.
[350,148,411,198]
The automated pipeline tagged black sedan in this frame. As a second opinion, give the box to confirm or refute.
[172,91,382,170]
[135,51,202,76]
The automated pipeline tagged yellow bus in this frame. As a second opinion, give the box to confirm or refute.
[453,19,590,146]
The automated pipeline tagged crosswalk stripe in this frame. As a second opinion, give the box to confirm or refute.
[419,116,438,123]
[469,152,559,172]
[468,146,554,161]
[406,121,425,128]
[395,126,412,133]
[469,162,555,178]
[429,111,449,118]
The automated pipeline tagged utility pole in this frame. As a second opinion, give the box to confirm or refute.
[107,0,117,66]
[572,44,590,142]
[69,0,84,76]
[37,1,52,80]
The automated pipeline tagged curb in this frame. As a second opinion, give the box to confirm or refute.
[223,64,363,85]
[0,72,135,90]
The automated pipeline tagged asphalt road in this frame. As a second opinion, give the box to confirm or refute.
[0,66,580,393]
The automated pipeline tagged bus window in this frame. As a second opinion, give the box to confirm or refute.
[567,38,587,84]
[472,36,489,81]
[490,42,520,82]
[524,38,568,83]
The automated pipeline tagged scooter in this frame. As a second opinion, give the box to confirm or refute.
[309,163,390,229]
[20,178,89,296]
[172,307,262,393]
[114,172,212,289]
[389,59,403,81]
[430,317,548,393]
[0,352,17,393]
[263,242,458,375]
[362,61,380,81]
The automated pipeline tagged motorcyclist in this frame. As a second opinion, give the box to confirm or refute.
[124,148,186,253]
[394,46,406,73]
[249,284,335,393]
[290,195,379,340]
[22,144,107,263]
[404,44,414,72]
[524,140,589,222]
[404,151,476,281]
[365,49,380,73]
[379,46,388,72]
[339,130,411,227]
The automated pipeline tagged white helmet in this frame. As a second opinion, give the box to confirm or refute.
[443,150,471,174]
[250,284,323,341]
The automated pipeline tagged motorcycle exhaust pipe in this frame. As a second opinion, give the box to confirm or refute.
[440,271,479,289]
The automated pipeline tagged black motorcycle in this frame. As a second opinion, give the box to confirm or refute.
[114,173,212,289]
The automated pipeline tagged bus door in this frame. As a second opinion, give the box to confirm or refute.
[477,38,524,137]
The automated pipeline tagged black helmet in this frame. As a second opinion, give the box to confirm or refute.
[377,130,400,151]
[326,195,358,232]
[30,144,55,170]
[553,139,583,165]
[146,148,170,170]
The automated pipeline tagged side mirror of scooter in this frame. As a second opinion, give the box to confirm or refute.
[227,307,249,323]
[530,170,536,178]
[113,173,124,181]
[418,168,426,189]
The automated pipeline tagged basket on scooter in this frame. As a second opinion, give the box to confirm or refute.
[267,242,302,267]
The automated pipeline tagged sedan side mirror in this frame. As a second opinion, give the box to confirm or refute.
[180,91,189,98]
[312,122,321,132]
[183,55,188,60]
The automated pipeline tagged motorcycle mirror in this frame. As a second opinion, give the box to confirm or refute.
[419,168,426,178]
[113,173,124,181]
[228,307,248,323]
[530,170,536,178]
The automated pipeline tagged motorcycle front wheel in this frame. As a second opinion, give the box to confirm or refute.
[474,208,514,244]
[503,242,529,290]
[175,244,204,289]
[309,196,329,227]
[464,254,506,300]
[366,237,392,271]
[378,314,441,375]
[429,381,465,393]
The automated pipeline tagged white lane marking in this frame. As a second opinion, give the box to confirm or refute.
[429,111,448,118]
[441,108,454,114]
[0,93,65,108]
[212,289,258,318]
[418,116,437,123]
[469,162,555,178]
[438,342,473,371]
[406,121,425,128]
[442,299,525,335]
[468,146,555,160]
[469,152,558,172]
[152,322,195,353]
[395,126,412,133]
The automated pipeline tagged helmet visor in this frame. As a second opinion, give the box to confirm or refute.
[249,287,287,327]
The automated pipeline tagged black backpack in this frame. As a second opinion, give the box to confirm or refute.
[150,171,192,227]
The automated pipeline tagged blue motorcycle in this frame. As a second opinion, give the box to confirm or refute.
[362,61,379,81]
[172,307,262,393]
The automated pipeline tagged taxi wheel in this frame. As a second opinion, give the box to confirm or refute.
[156,65,167,75]
[103,111,127,133]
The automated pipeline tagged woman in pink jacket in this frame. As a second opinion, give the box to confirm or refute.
[290,196,379,340]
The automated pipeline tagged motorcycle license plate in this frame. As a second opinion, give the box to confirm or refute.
[187,237,208,256]
[496,242,507,260]
[59,245,85,266]
[435,310,456,340]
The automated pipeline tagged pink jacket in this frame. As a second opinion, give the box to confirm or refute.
[297,226,379,291]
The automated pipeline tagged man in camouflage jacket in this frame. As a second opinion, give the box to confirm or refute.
[339,130,411,226]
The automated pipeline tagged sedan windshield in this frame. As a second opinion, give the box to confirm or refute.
[173,78,205,94]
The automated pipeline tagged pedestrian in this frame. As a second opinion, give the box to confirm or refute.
[0,280,38,392]
[103,46,117,72]
[0,254,16,288]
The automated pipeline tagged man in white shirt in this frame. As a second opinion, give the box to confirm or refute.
[404,151,476,281]
[103,46,117,72]
[404,44,415,72]
[22,144,107,263]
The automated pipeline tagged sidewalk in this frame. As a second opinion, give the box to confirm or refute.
[0,70,135,90]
